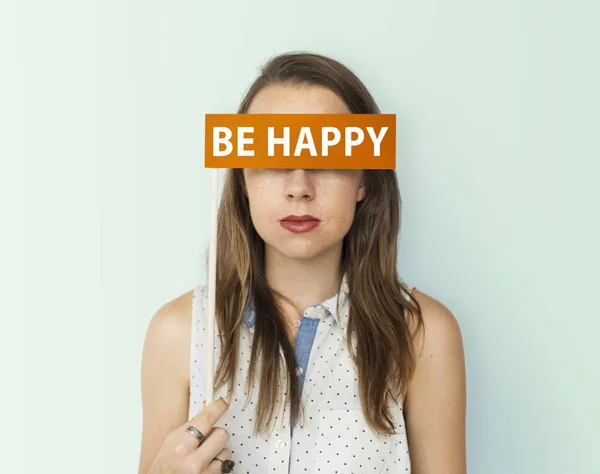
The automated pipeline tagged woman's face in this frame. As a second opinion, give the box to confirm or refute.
[243,85,367,261]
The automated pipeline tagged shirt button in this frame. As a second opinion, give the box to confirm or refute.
[276,439,286,449]
[295,366,303,376]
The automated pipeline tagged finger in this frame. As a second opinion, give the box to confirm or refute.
[202,448,233,474]
[178,398,230,450]
[190,427,230,467]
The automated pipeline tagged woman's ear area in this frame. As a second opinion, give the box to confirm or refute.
[356,170,369,202]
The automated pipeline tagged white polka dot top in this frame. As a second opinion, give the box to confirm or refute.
[189,274,414,473]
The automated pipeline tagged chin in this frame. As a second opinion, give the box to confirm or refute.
[266,236,342,261]
[280,249,325,261]
[276,244,325,260]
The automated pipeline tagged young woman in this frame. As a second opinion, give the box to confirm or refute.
[138,52,466,474]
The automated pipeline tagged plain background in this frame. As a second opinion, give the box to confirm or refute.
[12,0,599,473]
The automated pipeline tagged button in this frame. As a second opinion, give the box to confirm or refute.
[276,439,286,449]
[295,366,303,376]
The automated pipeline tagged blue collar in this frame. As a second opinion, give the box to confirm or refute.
[241,273,349,330]
[243,297,257,328]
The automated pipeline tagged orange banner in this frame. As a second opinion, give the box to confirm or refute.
[204,114,396,169]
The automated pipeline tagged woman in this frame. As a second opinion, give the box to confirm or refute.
[138,52,466,474]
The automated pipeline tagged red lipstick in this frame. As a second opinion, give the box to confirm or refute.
[280,215,321,233]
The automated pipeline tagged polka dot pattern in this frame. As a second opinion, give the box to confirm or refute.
[188,274,414,473]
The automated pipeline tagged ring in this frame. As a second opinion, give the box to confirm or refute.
[185,425,205,444]
[215,457,235,473]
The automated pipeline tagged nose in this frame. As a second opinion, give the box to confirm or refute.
[284,169,315,201]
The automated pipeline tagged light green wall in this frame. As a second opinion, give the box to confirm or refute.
[21,1,598,473]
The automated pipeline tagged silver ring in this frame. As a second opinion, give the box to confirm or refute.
[215,458,235,473]
[185,425,205,444]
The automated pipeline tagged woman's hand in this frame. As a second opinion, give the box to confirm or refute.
[148,398,234,474]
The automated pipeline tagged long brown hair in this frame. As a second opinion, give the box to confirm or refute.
[211,52,423,436]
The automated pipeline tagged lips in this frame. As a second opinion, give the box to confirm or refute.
[280,215,320,222]
[280,215,321,233]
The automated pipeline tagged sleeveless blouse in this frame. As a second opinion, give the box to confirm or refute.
[188,274,414,473]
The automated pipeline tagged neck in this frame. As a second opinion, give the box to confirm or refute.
[264,244,343,318]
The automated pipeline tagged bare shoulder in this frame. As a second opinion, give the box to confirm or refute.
[147,288,195,341]
[403,288,467,472]
[409,287,463,357]
[138,287,196,474]
[142,287,197,393]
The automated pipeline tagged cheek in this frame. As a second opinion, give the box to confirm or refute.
[246,188,276,238]
[324,190,360,233]
[339,204,358,232]
[247,191,268,220]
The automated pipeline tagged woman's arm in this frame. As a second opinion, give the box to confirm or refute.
[404,289,467,474]
[138,291,193,474]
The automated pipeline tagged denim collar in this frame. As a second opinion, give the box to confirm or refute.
[242,272,350,334]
